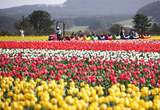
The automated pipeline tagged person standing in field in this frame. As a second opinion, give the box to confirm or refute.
[20,29,24,37]
[55,27,61,41]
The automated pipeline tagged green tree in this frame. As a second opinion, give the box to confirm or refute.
[28,10,55,35]
[0,30,11,36]
[151,23,160,35]
[108,24,122,35]
[132,14,152,35]
[14,16,34,35]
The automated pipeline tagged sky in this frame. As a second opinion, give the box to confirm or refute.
[0,0,67,9]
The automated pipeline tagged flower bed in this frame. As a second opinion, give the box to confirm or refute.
[0,76,160,110]
[0,40,160,52]
[0,49,160,89]
[0,40,160,109]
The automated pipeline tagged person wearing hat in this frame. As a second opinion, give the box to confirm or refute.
[55,27,61,41]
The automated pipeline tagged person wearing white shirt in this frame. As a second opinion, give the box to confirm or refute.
[55,27,61,41]
[20,29,24,37]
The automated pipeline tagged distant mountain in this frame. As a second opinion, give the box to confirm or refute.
[0,0,157,19]
[137,1,160,23]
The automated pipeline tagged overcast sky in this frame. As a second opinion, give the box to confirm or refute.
[0,0,67,9]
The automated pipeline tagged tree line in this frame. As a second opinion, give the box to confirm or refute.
[59,15,132,30]
[109,14,160,35]
[0,11,160,36]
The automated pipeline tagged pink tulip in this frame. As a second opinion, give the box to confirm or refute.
[42,75,46,79]
[75,76,79,80]
[87,79,91,83]
[81,77,85,80]
[97,79,101,82]
[139,78,145,83]
[135,75,138,79]
[48,78,52,81]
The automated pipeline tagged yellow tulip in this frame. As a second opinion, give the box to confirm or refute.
[51,105,58,110]
[98,90,104,96]
[107,107,113,110]
[36,78,40,83]
[17,105,23,110]
[80,83,84,87]
[24,100,30,106]
[93,94,98,102]
[80,88,85,92]
[113,97,120,104]
[133,87,139,92]
[73,88,79,94]
[30,100,35,106]
[121,88,125,92]
[0,102,5,109]
[127,88,132,93]
[4,106,12,110]
[90,90,96,96]
[95,86,99,91]
[11,102,18,109]
[100,103,107,110]
[68,89,73,95]
[51,91,56,97]
[108,88,114,93]
[2,88,6,93]
[0,76,2,80]
[34,104,42,110]
[7,91,13,97]
[65,96,74,104]
[51,98,57,104]
[130,101,139,110]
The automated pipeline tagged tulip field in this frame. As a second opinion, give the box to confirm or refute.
[0,35,160,41]
[0,39,160,110]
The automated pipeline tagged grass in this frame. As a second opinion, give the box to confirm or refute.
[66,26,89,33]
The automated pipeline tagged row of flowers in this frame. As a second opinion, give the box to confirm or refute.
[1,48,160,62]
[0,76,160,110]
[1,49,160,89]
[0,36,48,41]
[0,40,160,110]
[0,40,160,52]
[0,36,160,41]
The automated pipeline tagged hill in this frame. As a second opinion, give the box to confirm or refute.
[137,1,160,23]
[0,0,157,18]
[0,15,16,31]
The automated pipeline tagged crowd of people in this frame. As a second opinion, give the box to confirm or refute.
[70,31,97,39]
[54,27,138,40]
[119,27,138,38]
